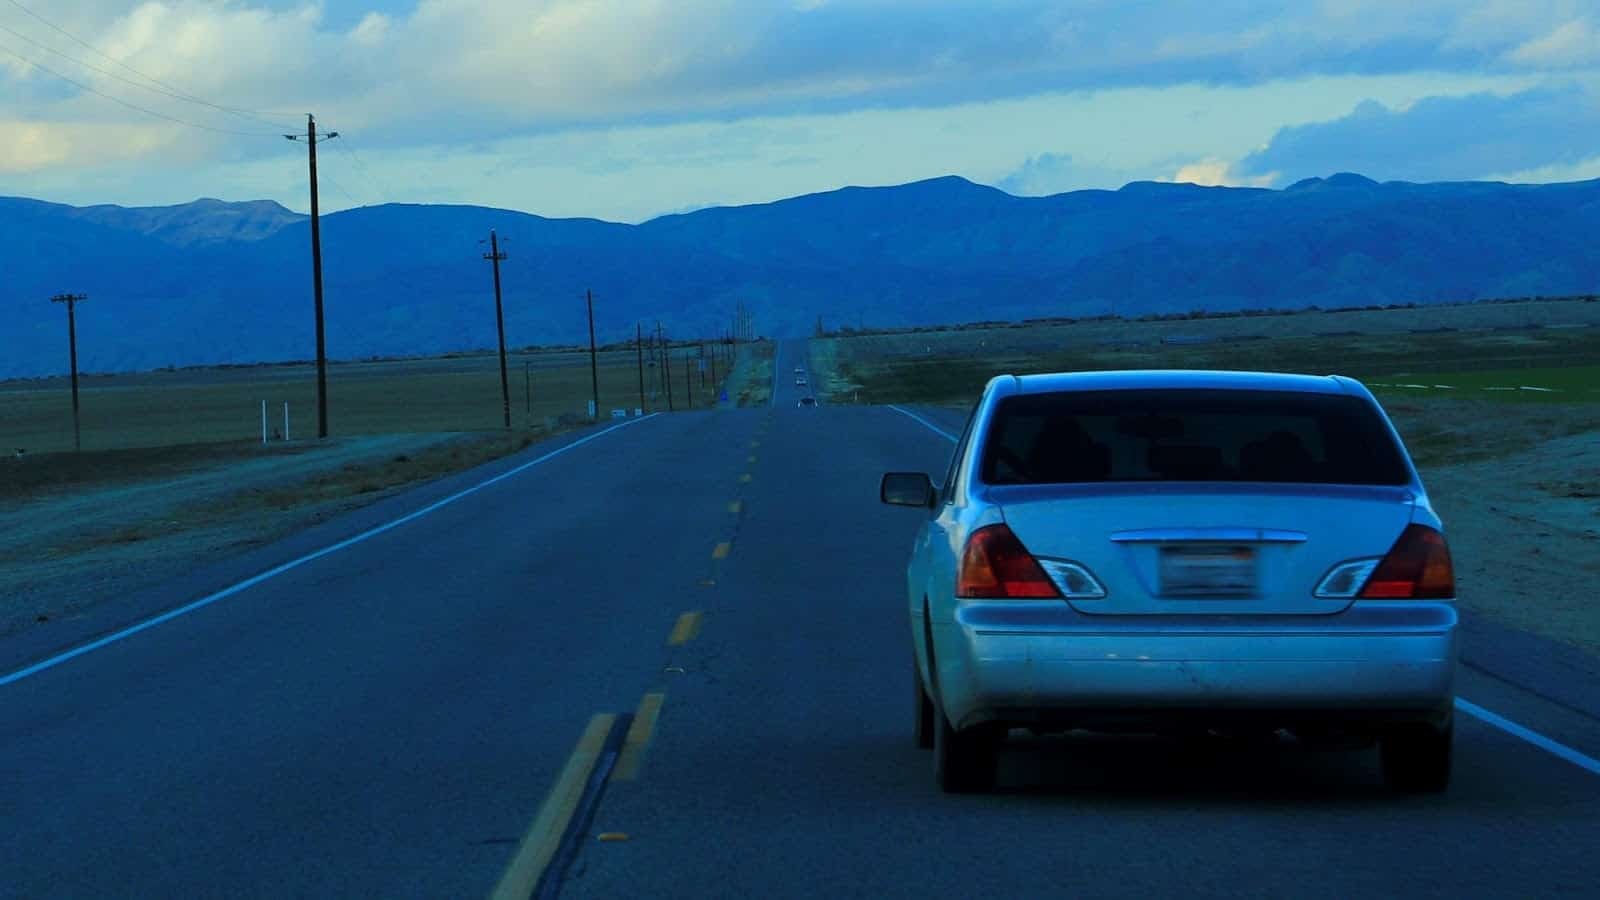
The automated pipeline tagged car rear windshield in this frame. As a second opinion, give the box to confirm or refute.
[980,388,1412,486]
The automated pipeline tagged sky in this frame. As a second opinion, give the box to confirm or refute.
[2,1,1599,222]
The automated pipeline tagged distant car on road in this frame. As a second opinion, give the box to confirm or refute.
[797,396,817,407]
[882,369,1457,794]
[795,376,807,386]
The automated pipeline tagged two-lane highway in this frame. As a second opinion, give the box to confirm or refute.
[3,410,763,897]
[5,339,1599,898]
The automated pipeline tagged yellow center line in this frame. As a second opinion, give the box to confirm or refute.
[612,693,667,782]
[747,454,757,463]
[712,541,732,559]
[750,440,760,448]
[668,611,703,646]
[727,500,741,514]
[489,713,616,900]
[740,473,752,483]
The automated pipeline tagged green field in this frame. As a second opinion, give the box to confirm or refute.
[1369,364,1600,400]
[815,310,1600,408]
[0,345,737,455]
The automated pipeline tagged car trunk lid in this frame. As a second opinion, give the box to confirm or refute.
[992,482,1416,615]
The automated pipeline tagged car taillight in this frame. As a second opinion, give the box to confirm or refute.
[956,524,1060,599]
[1359,524,1455,599]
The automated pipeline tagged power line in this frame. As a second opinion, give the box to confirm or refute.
[328,137,392,206]
[343,139,399,205]
[318,171,366,210]
[0,39,283,137]
[0,19,298,132]
[3,0,299,127]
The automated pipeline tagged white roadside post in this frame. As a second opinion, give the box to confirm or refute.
[260,400,268,445]
[284,402,290,441]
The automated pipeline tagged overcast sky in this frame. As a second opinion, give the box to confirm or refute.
[2,1,1599,222]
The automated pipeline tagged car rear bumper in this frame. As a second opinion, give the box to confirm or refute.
[932,601,1458,731]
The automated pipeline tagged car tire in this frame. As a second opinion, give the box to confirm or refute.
[914,666,935,750]
[1380,718,1453,794]
[933,708,999,793]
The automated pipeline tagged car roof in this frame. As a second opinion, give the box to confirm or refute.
[1007,369,1358,396]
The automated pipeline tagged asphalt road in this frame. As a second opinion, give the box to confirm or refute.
[4,339,1598,898]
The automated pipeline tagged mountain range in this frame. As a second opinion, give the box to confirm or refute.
[4,172,1599,378]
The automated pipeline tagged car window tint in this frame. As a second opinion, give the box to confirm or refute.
[981,389,1411,486]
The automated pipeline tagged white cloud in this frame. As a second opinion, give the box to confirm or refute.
[1507,19,1600,67]
[1481,153,1600,184]
[1168,158,1276,187]
[1236,81,1600,185]
[350,12,391,47]
[5,1,1595,148]
[0,117,187,174]
[3,2,1598,217]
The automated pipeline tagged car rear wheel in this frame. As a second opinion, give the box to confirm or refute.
[1380,718,1453,794]
[933,708,1000,793]
[913,666,935,750]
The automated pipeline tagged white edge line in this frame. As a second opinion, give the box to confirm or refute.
[0,415,661,688]
[1456,697,1600,778]
[889,402,1600,779]
[887,404,956,442]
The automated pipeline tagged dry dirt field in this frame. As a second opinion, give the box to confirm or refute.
[1418,426,1600,657]
[820,296,1600,366]
[0,344,758,637]
[0,430,547,636]
[1,343,735,455]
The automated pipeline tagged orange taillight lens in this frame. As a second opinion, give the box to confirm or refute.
[956,524,1060,599]
[1359,524,1455,599]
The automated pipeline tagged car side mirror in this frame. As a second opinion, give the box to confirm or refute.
[881,472,936,508]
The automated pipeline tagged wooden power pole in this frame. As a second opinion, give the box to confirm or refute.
[586,290,599,419]
[658,321,673,411]
[482,229,511,428]
[636,322,646,414]
[285,114,338,438]
[50,293,87,451]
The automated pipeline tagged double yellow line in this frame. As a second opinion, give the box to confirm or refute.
[668,611,703,645]
[489,714,618,900]
[491,608,706,898]
[494,418,764,897]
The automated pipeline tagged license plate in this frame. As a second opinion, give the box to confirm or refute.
[1159,545,1257,597]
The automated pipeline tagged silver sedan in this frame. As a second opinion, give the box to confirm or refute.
[882,369,1458,794]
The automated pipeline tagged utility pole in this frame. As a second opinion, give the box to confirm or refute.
[685,346,693,407]
[285,114,338,438]
[635,322,645,414]
[707,341,715,387]
[585,290,599,419]
[482,229,511,428]
[524,359,532,421]
[50,293,87,451]
[659,321,674,411]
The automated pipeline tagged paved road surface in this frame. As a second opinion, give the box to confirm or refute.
[4,339,1598,898]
